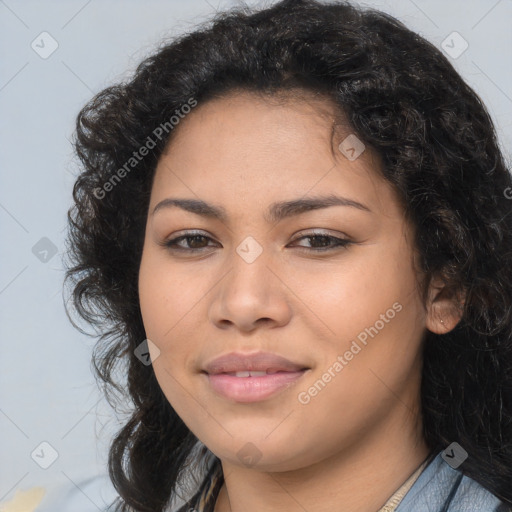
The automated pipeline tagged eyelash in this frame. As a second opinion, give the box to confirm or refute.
[161,231,352,253]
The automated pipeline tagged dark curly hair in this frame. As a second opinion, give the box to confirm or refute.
[63,0,512,510]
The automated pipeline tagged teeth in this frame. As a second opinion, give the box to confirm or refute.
[227,371,269,377]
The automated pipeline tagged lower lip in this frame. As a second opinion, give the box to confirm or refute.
[204,370,308,403]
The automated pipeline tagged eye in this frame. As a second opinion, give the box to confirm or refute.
[161,231,218,252]
[288,232,352,252]
[160,230,352,254]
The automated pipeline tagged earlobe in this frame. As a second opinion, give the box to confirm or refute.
[425,275,465,334]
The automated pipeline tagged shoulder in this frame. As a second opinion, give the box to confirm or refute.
[396,452,511,512]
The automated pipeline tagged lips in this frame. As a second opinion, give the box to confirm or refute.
[201,351,311,402]
[202,351,309,375]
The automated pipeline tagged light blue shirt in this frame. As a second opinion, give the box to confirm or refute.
[34,450,510,511]
[396,452,510,511]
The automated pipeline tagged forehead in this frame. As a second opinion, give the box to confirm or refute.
[150,90,398,219]
[166,89,345,158]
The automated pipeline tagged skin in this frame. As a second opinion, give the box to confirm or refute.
[138,90,461,512]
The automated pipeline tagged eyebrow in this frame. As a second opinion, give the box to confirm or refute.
[151,194,371,223]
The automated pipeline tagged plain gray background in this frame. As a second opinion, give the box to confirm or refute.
[1,0,511,510]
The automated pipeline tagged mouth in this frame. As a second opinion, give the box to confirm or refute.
[213,369,308,377]
[201,351,310,402]
[202,369,309,403]
[203,350,309,375]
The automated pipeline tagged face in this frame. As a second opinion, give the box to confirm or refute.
[138,91,429,472]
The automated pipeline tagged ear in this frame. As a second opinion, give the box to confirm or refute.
[425,275,465,334]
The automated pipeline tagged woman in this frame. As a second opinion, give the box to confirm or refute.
[64,0,512,510]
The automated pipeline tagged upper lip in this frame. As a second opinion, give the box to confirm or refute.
[203,351,309,374]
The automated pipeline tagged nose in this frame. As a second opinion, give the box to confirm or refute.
[208,245,292,333]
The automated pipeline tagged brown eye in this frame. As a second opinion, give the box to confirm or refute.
[160,231,352,254]
[161,232,218,252]
[289,233,352,251]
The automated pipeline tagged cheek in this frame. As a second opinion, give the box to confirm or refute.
[288,262,423,450]
[138,255,206,419]
[138,249,216,406]
[289,250,425,415]
[139,248,204,341]
[291,243,420,344]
